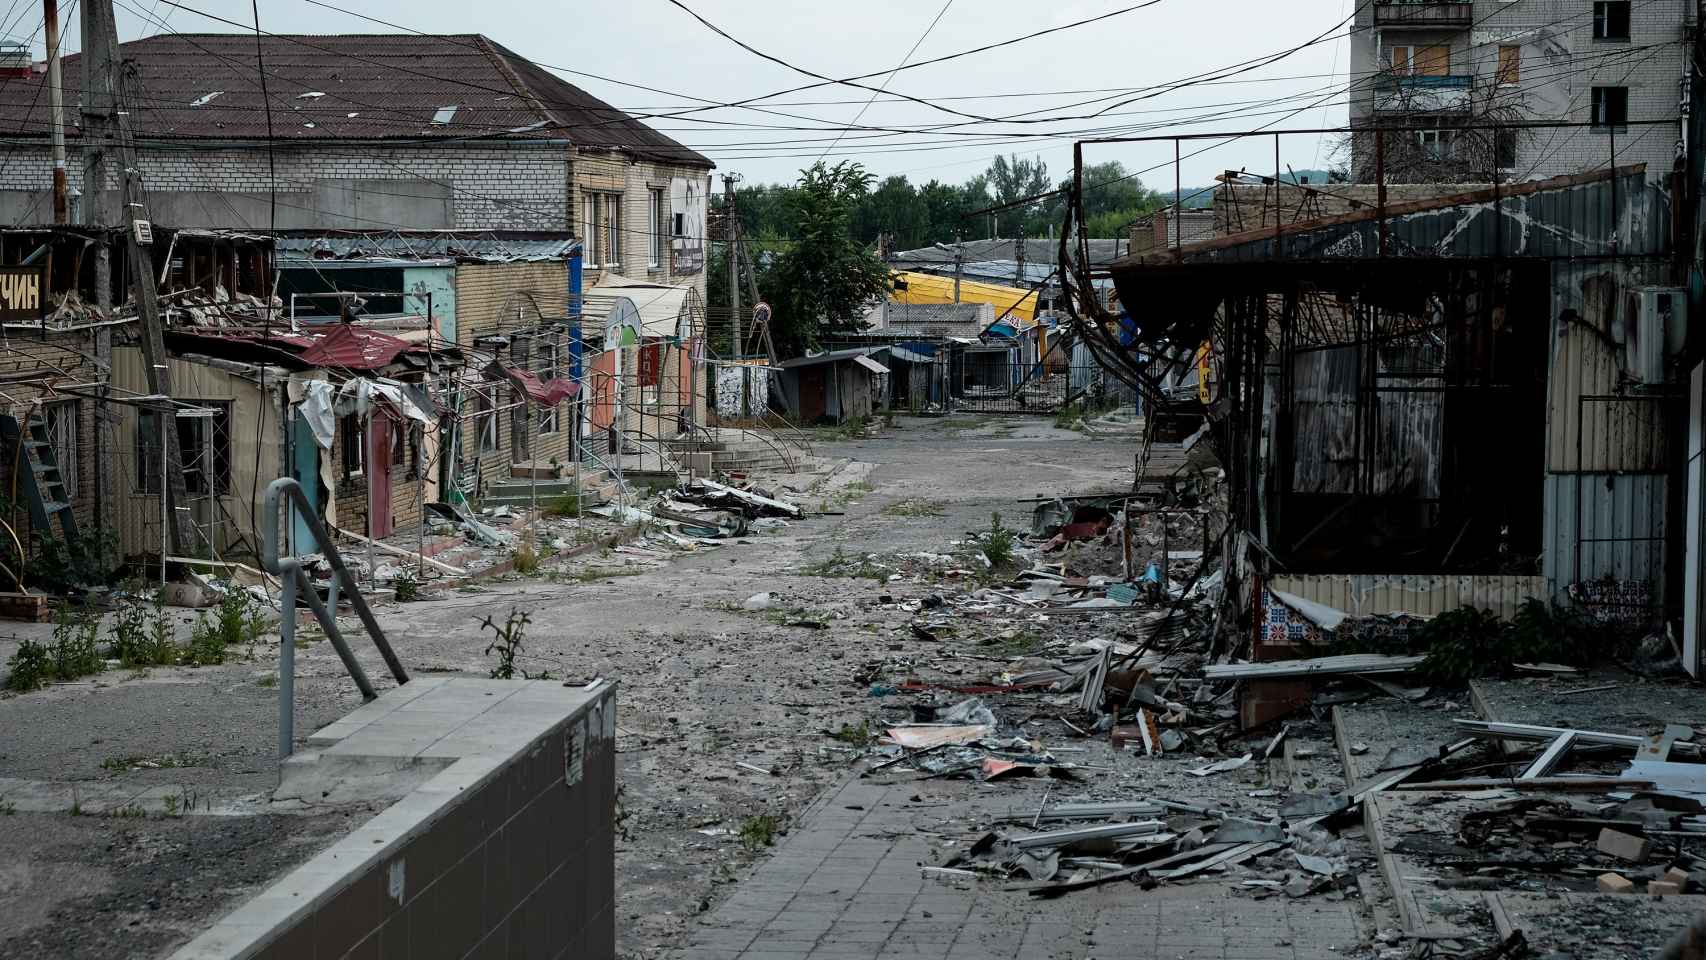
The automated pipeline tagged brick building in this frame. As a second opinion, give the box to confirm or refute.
[0,33,712,300]
[1348,0,1690,181]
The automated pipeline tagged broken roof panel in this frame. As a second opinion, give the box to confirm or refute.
[296,323,414,371]
[274,231,580,263]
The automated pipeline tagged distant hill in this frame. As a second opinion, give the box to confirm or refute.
[1165,168,1340,209]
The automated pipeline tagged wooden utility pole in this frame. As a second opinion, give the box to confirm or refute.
[44,0,66,223]
[83,0,190,555]
[723,172,741,357]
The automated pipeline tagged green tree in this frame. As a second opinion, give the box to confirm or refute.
[762,161,891,355]
[985,154,1051,238]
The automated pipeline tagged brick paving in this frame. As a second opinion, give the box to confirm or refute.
[680,777,1367,960]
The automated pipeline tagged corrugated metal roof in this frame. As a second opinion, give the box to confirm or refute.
[0,34,712,167]
[1121,166,1664,265]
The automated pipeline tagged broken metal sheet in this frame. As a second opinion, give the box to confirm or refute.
[884,725,992,749]
[1202,654,1427,680]
[1210,819,1284,844]
[997,801,1165,823]
[1188,753,1252,777]
[1267,588,1348,631]
[1009,820,1165,850]
[1280,793,1351,820]
[682,478,802,518]
[1294,852,1337,876]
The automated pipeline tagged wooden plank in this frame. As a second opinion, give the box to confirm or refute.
[1485,892,1519,942]
[1150,840,1279,879]
[330,525,467,576]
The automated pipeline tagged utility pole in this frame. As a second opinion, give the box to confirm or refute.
[83,0,191,555]
[44,0,66,223]
[952,233,964,304]
[723,172,741,358]
[1014,227,1026,286]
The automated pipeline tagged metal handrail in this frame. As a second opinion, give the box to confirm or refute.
[755,410,816,462]
[261,477,409,760]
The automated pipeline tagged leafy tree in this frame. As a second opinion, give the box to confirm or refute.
[985,153,1051,238]
[761,161,891,355]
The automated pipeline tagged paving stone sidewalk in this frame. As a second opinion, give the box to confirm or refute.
[680,775,1367,960]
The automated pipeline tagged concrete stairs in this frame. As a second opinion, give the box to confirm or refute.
[662,433,803,475]
[482,463,621,513]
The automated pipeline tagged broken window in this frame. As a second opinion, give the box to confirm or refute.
[138,402,232,495]
[477,390,498,455]
[1593,1,1631,40]
[41,399,78,495]
[340,414,364,480]
[1416,129,1451,160]
[1592,86,1629,127]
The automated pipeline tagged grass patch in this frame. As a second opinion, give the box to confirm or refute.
[512,531,542,576]
[830,720,874,746]
[800,546,889,582]
[882,498,945,518]
[739,814,782,850]
[0,798,14,815]
[941,418,981,431]
[543,486,583,518]
[257,675,277,688]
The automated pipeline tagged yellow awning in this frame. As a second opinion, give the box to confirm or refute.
[890,271,1038,326]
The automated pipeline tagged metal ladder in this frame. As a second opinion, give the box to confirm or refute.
[261,477,409,760]
[0,414,80,546]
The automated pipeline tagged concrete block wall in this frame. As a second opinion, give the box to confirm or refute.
[1347,0,1689,181]
[169,678,616,960]
[0,142,570,230]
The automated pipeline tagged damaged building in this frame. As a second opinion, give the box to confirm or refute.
[1104,163,1692,684]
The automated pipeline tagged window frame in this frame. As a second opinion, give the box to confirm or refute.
[1592,1,1631,41]
[138,401,233,496]
[540,339,561,434]
[477,390,498,455]
[341,414,365,480]
[1591,85,1630,127]
[1496,44,1520,86]
[648,188,666,269]
[41,399,79,495]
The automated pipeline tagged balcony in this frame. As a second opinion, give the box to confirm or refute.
[1374,74,1474,114]
[1373,2,1473,28]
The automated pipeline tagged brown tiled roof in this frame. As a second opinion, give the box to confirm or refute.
[0,33,711,167]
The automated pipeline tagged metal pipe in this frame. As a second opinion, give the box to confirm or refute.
[278,564,296,758]
[296,567,377,700]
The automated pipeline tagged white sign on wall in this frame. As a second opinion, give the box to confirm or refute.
[670,176,706,276]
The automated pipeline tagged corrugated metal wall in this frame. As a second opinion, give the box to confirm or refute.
[1541,473,1668,600]
[1268,573,1547,620]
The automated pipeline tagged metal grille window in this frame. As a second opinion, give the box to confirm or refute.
[1592,86,1629,127]
[138,402,232,495]
[41,400,78,495]
[649,188,666,269]
[1593,1,1630,40]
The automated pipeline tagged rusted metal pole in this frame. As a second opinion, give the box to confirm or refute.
[45,0,66,223]
[1274,133,1282,249]
[1375,129,1388,257]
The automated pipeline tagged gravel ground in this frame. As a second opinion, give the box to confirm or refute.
[0,414,1139,959]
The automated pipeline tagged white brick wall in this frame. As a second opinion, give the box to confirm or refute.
[1348,0,1689,180]
[0,141,571,230]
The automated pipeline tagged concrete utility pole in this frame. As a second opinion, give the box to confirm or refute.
[44,0,66,223]
[83,0,191,555]
[723,172,741,358]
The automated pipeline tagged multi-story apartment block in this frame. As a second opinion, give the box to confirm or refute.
[1348,0,1691,181]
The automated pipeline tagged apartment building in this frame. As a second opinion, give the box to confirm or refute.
[1348,0,1691,181]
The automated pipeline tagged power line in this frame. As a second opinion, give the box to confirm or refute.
[814,0,954,163]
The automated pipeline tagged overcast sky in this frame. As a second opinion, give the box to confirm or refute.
[26,0,1351,191]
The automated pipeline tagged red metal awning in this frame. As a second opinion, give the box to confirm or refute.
[484,359,579,405]
[297,323,413,371]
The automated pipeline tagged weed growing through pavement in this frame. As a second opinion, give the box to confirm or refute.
[831,720,873,746]
[257,675,277,688]
[976,511,1016,569]
[109,802,146,819]
[543,485,583,518]
[0,797,14,815]
[393,570,420,602]
[5,636,50,691]
[800,546,889,582]
[480,607,552,680]
[738,814,781,850]
[101,753,206,772]
[512,531,542,576]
